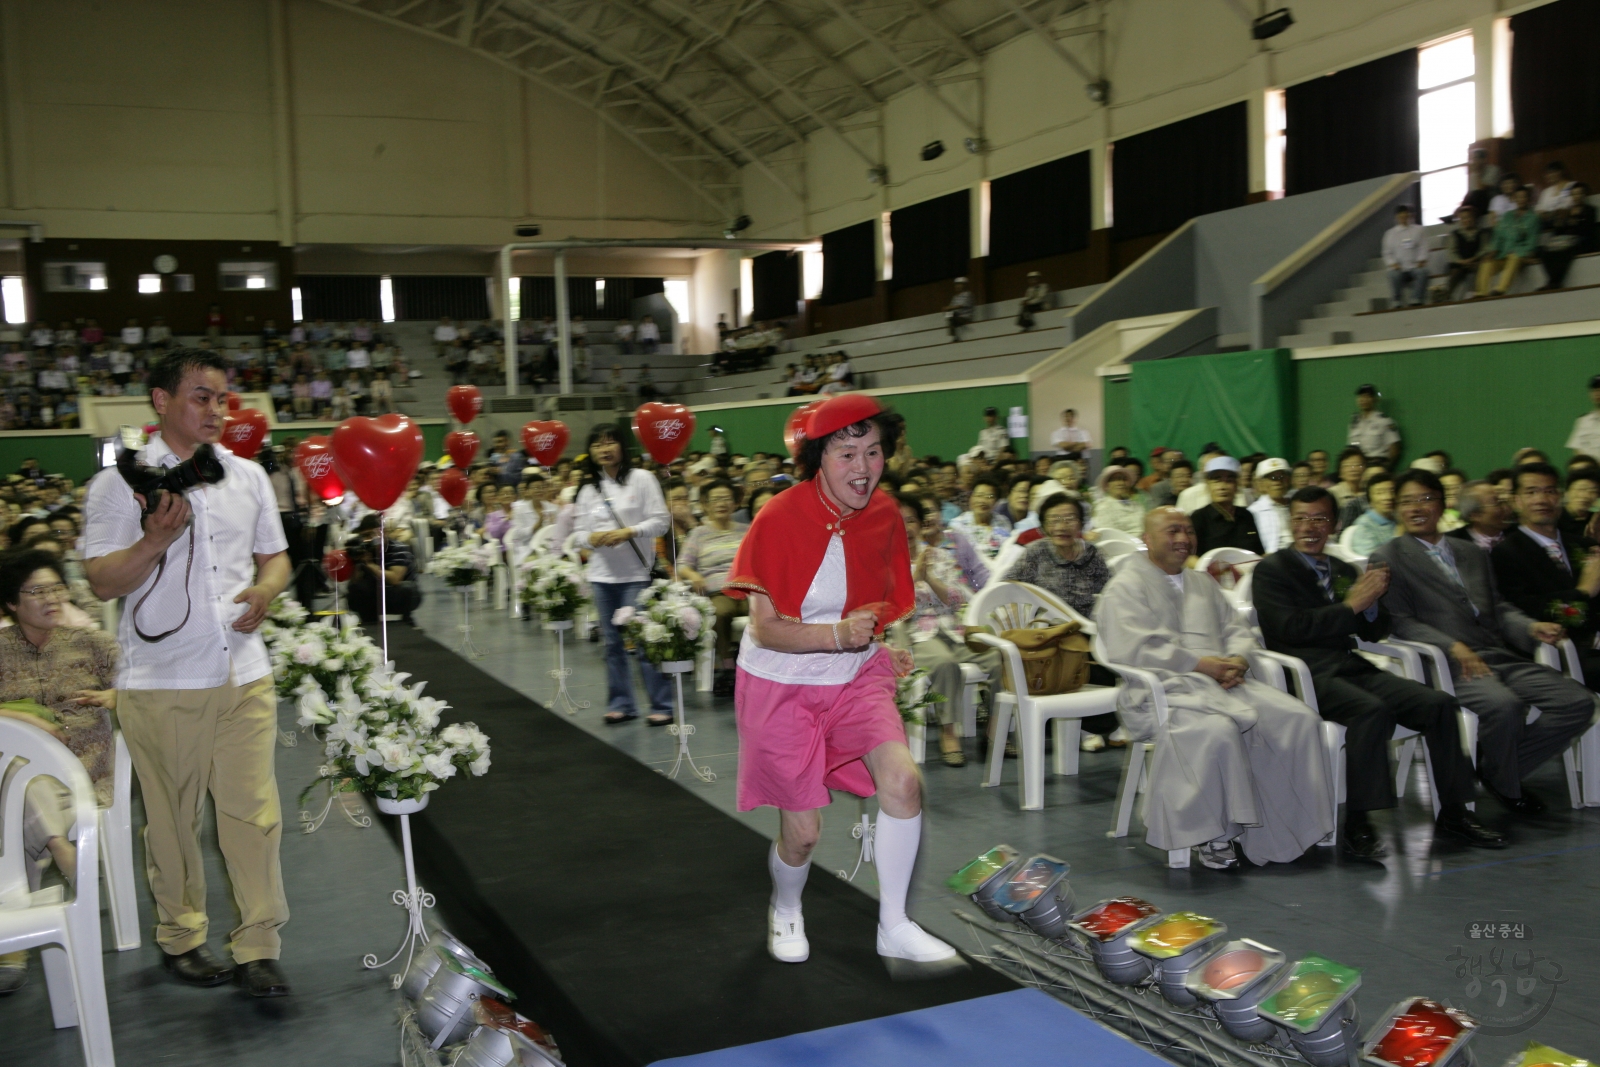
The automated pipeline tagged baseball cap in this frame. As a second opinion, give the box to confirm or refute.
[1588,374,1600,389]
[1255,457,1291,477]
[1356,383,1379,396]
[1203,456,1242,476]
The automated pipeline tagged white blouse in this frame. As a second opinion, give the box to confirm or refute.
[737,534,876,686]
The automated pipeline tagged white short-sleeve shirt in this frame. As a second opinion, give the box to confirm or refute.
[737,534,875,686]
[83,434,289,689]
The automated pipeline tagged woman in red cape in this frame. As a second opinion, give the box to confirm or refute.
[723,393,958,968]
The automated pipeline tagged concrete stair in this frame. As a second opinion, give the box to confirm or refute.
[683,284,1100,406]
[1278,222,1600,348]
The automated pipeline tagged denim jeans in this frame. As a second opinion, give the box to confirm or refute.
[593,580,673,715]
[1387,266,1428,307]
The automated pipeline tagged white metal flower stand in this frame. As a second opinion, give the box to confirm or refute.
[363,794,435,989]
[543,619,590,715]
[456,586,485,659]
[660,659,715,783]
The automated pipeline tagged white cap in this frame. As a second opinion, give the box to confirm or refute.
[1203,456,1241,476]
[1255,457,1291,477]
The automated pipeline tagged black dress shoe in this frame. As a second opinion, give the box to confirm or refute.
[1479,778,1547,816]
[1436,810,1509,849]
[236,959,291,998]
[1340,822,1388,862]
[161,945,234,987]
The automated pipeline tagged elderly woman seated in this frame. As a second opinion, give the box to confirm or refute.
[0,549,120,994]
[886,493,1000,767]
[1001,493,1120,751]
[1091,466,1146,539]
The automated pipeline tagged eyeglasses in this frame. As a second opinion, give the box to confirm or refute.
[1045,515,1082,529]
[1290,516,1331,528]
[20,582,68,600]
[1396,494,1440,507]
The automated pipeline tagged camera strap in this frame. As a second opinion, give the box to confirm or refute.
[131,523,197,643]
[598,485,650,569]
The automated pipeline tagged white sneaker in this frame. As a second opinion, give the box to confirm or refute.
[1079,732,1106,752]
[1198,839,1241,870]
[876,921,958,962]
[768,908,809,963]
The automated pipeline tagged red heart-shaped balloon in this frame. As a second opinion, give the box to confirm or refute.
[323,549,353,582]
[225,392,242,412]
[438,468,469,508]
[447,384,483,425]
[521,420,569,467]
[331,414,424,511]
[294,436,344,504]
[784,400,825,459]
[444,429,480,469]
[221,408,269,460]
[633,402,695,465]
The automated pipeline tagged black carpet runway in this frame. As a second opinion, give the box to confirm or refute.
[384,627,1015,1067]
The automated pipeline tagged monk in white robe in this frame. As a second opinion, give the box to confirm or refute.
[1093,507,1333,868]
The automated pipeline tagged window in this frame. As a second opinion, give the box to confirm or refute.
[505,277,519,324]
[1,276,25,324]
[1417,33,1475,221]
[594,278,606,298]
[1264,89,1287,196]
[802,245,823,300]
[172,274,194,292]
[880,211,894,280]
[218,260,278,291]
[666,278,691,329]
[379,276,396,323]
[43,261,108,292]
[291,286,304,321]
[738,258,753,325]
[138,274,162,294]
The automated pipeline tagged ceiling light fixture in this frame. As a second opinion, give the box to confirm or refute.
[921,140,946,161]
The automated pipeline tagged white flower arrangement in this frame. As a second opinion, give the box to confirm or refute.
[427,537,496,587]
[613,579,716,666]
[518,554,588,622]
[266,615,386,704]
[297,669,491,803]
[259,594,311,643]
[895,667,945,726]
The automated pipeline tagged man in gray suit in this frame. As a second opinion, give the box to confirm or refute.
[1372,469,1594,816]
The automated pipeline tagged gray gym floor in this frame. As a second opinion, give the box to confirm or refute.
[410,579,1600,1065]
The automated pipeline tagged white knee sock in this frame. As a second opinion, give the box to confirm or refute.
[769,843,810,917]
[873,810,922,930]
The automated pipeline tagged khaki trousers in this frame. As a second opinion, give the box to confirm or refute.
[119,674,288,962]
[1476,254,1523,296]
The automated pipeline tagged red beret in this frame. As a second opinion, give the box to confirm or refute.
[805,394,884,442]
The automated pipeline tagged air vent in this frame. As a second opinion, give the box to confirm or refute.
[556,396,588,411]
[489,396,536,413]
[590,396,616,410]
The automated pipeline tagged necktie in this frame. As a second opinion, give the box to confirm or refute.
[1542,540,1570,573]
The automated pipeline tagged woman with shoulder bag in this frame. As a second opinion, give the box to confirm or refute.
[574,424,674,726]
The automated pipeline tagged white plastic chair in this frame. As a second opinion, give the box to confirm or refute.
[0,717,116,1066]
[529,525,557,558]
[100,732,139,951]
[1095,539,1141,566]
[964,582,1119,812]
[1337,524,1361,553]
[1325,543,1367,571]
[1195,547,1261,593]
[1535,639,1599,807]
[1094,527,1140,545]
[1107,549,1142,574]
[1088,629,1186,868]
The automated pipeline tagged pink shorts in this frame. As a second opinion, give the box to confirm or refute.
[734,649,906,812]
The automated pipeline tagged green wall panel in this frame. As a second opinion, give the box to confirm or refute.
[691,383,1031,460]
[1295,336,1600,476]
[1129,349,1294,462]
[0,433,101,483]
[1103,377,1132,453]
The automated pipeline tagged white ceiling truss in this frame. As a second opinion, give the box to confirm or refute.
[313,0,1103,220]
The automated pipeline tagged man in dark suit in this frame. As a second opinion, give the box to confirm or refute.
[1372,470,1594,816]
[1492,462,1600,684]
[1253,487,1502,858]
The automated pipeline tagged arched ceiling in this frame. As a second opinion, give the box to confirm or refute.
[314,0,1099,217]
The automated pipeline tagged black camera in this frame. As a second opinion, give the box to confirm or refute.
[117,442,226,517]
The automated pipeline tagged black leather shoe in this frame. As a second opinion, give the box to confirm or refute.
[1436,810,1509,849]
[1479,777,1547,816]
[1340,822,1388,862]
[161,945,234,987]
[236,959,291,998]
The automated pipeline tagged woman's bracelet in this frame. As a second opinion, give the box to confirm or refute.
[831,621,841,651]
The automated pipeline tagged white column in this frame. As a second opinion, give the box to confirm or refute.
[501,246,517,396]
[554,250,573,394]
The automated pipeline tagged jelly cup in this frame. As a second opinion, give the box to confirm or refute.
[992,855,1073,939]
[1184,939,1288,1043]
[1128,912,1228,1008]
[1066,898,1163,985]
[1362,996,1478,1067]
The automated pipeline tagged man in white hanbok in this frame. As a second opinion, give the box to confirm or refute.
[1094,508,1334,869]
